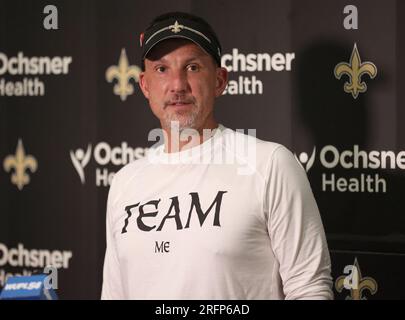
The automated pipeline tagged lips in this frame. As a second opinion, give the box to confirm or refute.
[169,102,191,106]
[166,100,194,108]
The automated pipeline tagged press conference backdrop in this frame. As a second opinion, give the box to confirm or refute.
[1,0,404,299]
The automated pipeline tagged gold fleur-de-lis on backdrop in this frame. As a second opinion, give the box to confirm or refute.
[3,139,38,191]
[335,257,378,300]
[106,48,141,101]
[334,43,377,99]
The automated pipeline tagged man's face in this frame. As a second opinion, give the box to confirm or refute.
[139,39,228,132]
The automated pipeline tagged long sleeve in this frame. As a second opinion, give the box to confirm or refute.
[101,179,125,300]
[265,145,333,300]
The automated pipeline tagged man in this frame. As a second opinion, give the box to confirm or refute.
[101,12,333,300]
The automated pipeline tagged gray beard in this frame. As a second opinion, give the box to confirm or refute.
[163,108,200,132]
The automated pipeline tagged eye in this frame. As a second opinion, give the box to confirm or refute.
[187,64,199,72]
[155,66,166,73]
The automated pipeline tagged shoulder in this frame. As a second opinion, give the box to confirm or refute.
[113,155,149,185]
[219,126,297,173]
[108,147,160,200]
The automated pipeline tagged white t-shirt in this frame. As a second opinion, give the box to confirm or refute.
[101,124,333,300]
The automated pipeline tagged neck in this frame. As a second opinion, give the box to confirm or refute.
[163,119,219,153]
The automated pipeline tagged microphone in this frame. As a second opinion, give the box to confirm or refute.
[0,274,58,300]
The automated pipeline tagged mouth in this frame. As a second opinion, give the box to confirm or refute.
[166,101,194,109]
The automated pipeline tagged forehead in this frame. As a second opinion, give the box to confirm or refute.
[145,38,212,64]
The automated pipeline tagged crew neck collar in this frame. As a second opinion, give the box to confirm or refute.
[148,124,226,164]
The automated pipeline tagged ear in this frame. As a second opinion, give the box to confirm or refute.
[138,71,150,99]
[215,67,228,97]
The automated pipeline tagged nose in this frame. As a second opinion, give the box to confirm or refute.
[169,69,190,94]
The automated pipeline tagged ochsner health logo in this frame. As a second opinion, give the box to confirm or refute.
[294,147,316,172]
[70,145,92,184]
[221,48,295,95]
[70,142,149,187]
[0,242,73,288]
[0,52,73,97]
[295,145,405,193]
